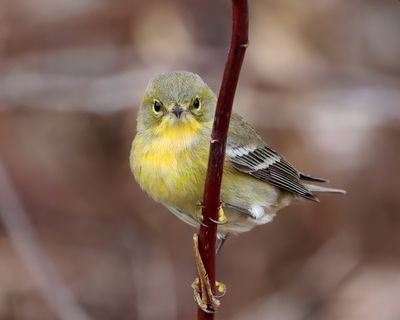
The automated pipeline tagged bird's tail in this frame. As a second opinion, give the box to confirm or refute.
[305,184,346,195]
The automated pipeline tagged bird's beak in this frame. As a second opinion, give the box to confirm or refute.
[170,105,184,119]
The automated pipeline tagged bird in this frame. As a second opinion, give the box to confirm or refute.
[130,70,344,242]
[130,70,345,313]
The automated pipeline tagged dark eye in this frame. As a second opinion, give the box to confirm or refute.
[153,100,162,113]
[193,97,201,110]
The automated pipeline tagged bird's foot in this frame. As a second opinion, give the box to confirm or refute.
[209,204,228,225]
[195,201,207,227]
[192,234,226,313]
[196,201,228,225]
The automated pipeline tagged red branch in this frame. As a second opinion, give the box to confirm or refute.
[197,1,248,319]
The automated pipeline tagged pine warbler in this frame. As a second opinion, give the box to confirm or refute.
[130,71,345,244]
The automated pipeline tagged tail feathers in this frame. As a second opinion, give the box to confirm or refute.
[300,172,329,183]
[305,183,346,195]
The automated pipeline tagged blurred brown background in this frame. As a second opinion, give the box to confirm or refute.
[0,0,400,319]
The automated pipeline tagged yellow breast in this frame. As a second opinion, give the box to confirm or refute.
[130,121,208,212]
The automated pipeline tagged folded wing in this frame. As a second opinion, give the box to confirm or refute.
[227,143,319,201]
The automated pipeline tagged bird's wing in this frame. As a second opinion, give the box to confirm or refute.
[226,113,318,201]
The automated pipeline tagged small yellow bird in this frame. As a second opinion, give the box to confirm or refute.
[130,71,345,248]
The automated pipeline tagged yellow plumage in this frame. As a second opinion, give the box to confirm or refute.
[130,71,345,236]
[131,119,208,214]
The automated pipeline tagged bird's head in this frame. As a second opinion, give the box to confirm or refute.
[137,71,216,136]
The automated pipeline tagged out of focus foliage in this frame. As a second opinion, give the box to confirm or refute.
[0,1,399,319]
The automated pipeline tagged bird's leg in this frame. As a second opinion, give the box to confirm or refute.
[192,234,226,313]
[209,203,228,225]
[216,233,229,255]
[196,203,229,254]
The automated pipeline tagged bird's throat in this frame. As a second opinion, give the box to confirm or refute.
[153,118,202,151]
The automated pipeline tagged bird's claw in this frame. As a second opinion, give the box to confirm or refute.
[196,217,208,228]
[209,205,228,225]
[196,201,205,209]
[196,202,228,225]
[195,201,208,227]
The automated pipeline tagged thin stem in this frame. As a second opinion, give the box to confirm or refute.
[197,1,248,319]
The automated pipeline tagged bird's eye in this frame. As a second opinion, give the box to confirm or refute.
[193,97,201,110]
[153,100,162,113]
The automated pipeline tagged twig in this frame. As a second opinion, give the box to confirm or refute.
[197,0,248,319]
[0,161,91,320]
